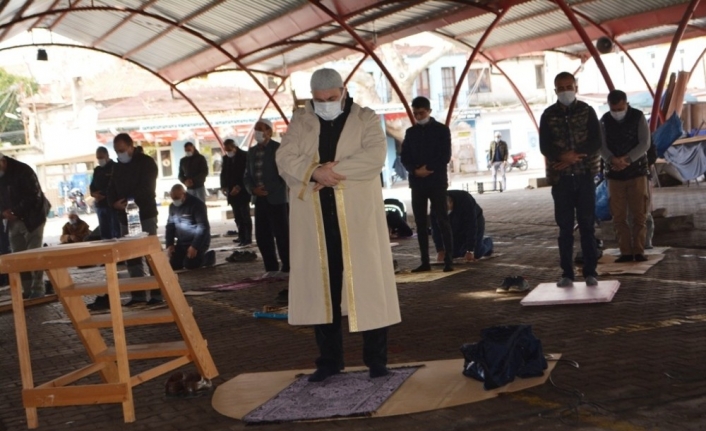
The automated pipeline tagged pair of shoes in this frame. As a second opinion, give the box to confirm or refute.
[497,276,530,293]
[308,367,340,382]
[634,254,648,262]
[87,294,110,311]
[615,254,634,263]
[204,250,216,267]
[275,289,288,305]
[239,240,252,247]
[556,277,574,288]
[124,298,147,307]
[411,263,431,273]
[147,297,164,306]
[443,263,454,272]
[369,365,389,378]
[225,250,257,263]
[226,230,238,236]
[165,372,212,398]
[585,276,598,286]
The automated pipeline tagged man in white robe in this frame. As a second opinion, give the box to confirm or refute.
[276,68,401,382]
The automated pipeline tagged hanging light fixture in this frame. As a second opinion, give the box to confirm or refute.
[37,48,48,61]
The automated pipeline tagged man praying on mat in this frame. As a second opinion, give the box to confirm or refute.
[431,190,493,263]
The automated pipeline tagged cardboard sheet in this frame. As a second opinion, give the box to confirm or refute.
[521,280,620,306]
[595,254,665,275]
[601,247,670,256]
[212,356,560,420]
[395,269,467,284]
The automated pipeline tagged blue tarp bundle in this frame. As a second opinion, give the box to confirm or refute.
[664,141,706,181]
[653,113,683,158]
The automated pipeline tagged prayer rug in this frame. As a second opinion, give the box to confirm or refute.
[521,280,620,306]
[242,367,420,423]
[395,269,467,284]
[197,276,288,292]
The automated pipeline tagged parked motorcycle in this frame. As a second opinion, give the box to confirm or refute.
[506,152,528,172]
[68,188,92,214]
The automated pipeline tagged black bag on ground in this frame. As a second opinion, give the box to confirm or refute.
[460,325,547,390]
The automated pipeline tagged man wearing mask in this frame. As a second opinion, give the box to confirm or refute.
[277,68,400,382]
[0,153,50,298]
[60,209,91,244]
[165,184,215,270]
[600,90,651,263]
[244,119,289,277]
[103,133,162,307]
[89,146,119,239]
[400,96,454,273]
[489,132,508,191]
[539,72,601,288]
[220,138,252,247]
[178,142,209,202]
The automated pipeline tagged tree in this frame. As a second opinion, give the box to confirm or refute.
[0,68,38,145]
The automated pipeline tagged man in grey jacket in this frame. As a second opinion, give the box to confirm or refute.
[244,119,289,277]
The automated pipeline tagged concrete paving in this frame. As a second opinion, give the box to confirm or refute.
[1,182,705,431]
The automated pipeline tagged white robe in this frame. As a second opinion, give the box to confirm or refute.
[276,101,401,332]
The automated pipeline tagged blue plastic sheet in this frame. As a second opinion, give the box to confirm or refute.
[653,113,683,158]
[595,180,612,222]
[664,141,706,181]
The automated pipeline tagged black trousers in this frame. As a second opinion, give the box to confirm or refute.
[169,243,206,270]
[314,192,388,371]
[254,197,290,272]
[231,200,252,244]
[411,186,453,265]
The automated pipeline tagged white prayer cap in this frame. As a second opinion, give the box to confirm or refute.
[310,68,343,91]
[256,118,273,131]
[68,207,78,215]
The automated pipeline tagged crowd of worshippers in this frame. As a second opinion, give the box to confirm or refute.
[0,67,659,381]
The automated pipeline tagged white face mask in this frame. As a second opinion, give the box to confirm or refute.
[226,151,236,158]
[417,117,430,125]
[557,91,576,106]
[185,151,194,157]
[313,90,345,121]
[117,151,131,163]
[254,131,266,144]
[610,110,627,121]
[172,198,184,207]
[97,158,107,167]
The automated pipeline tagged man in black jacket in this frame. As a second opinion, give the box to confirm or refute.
[539,72,601,288]
[220,139,252,246]
[431,190,493,262]
[0,154,49,298]
[166,184,215,270]
[107,133,162,305]
[244,119,289,277]
[179,142,209,202]
[600,90,651,263]
[89,146,119,239]
[400,96,453,273]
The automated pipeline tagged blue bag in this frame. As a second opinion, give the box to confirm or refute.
[595,180,611,222]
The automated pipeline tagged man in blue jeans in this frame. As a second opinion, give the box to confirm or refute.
[539,72,601,287]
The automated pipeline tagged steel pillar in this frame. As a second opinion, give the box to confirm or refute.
[310,0,414,122]
[650,0,702,131]
[0,42,224,149]
[571,8,654,97]
[445,7,510,126]
[553,0,615,92]
[343,54,369,86]
[0,5,290,125]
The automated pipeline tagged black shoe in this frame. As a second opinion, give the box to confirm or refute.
[615,255,634,263]
[87,294,110,311]
[443,263,454,272]
[308,367,339,382]
[369,365,389,378]
[634,254,648,262]
[204,250,216,267]
[275,289,288,305]
[124,298,147,307]
[226,230,238,236]
[411,263,431,273]
[146,298,164,306]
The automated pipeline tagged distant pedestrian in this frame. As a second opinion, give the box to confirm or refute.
[489,132,508,191]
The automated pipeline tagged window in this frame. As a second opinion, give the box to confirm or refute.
[467,68,491,93]
[159,149,173,178]
[535,64,545,90]
[441,67,456,108]
[416,68,430,98]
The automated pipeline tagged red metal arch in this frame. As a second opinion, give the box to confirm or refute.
[435,31,538,133]
[309,0,414,122]
[0,5,290,124]
[650,0,702,131]
[344,54,370,86]
[445,7,510,126]
[0,42,224,148]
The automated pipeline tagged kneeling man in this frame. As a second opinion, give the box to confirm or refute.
[166,184,215,270]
